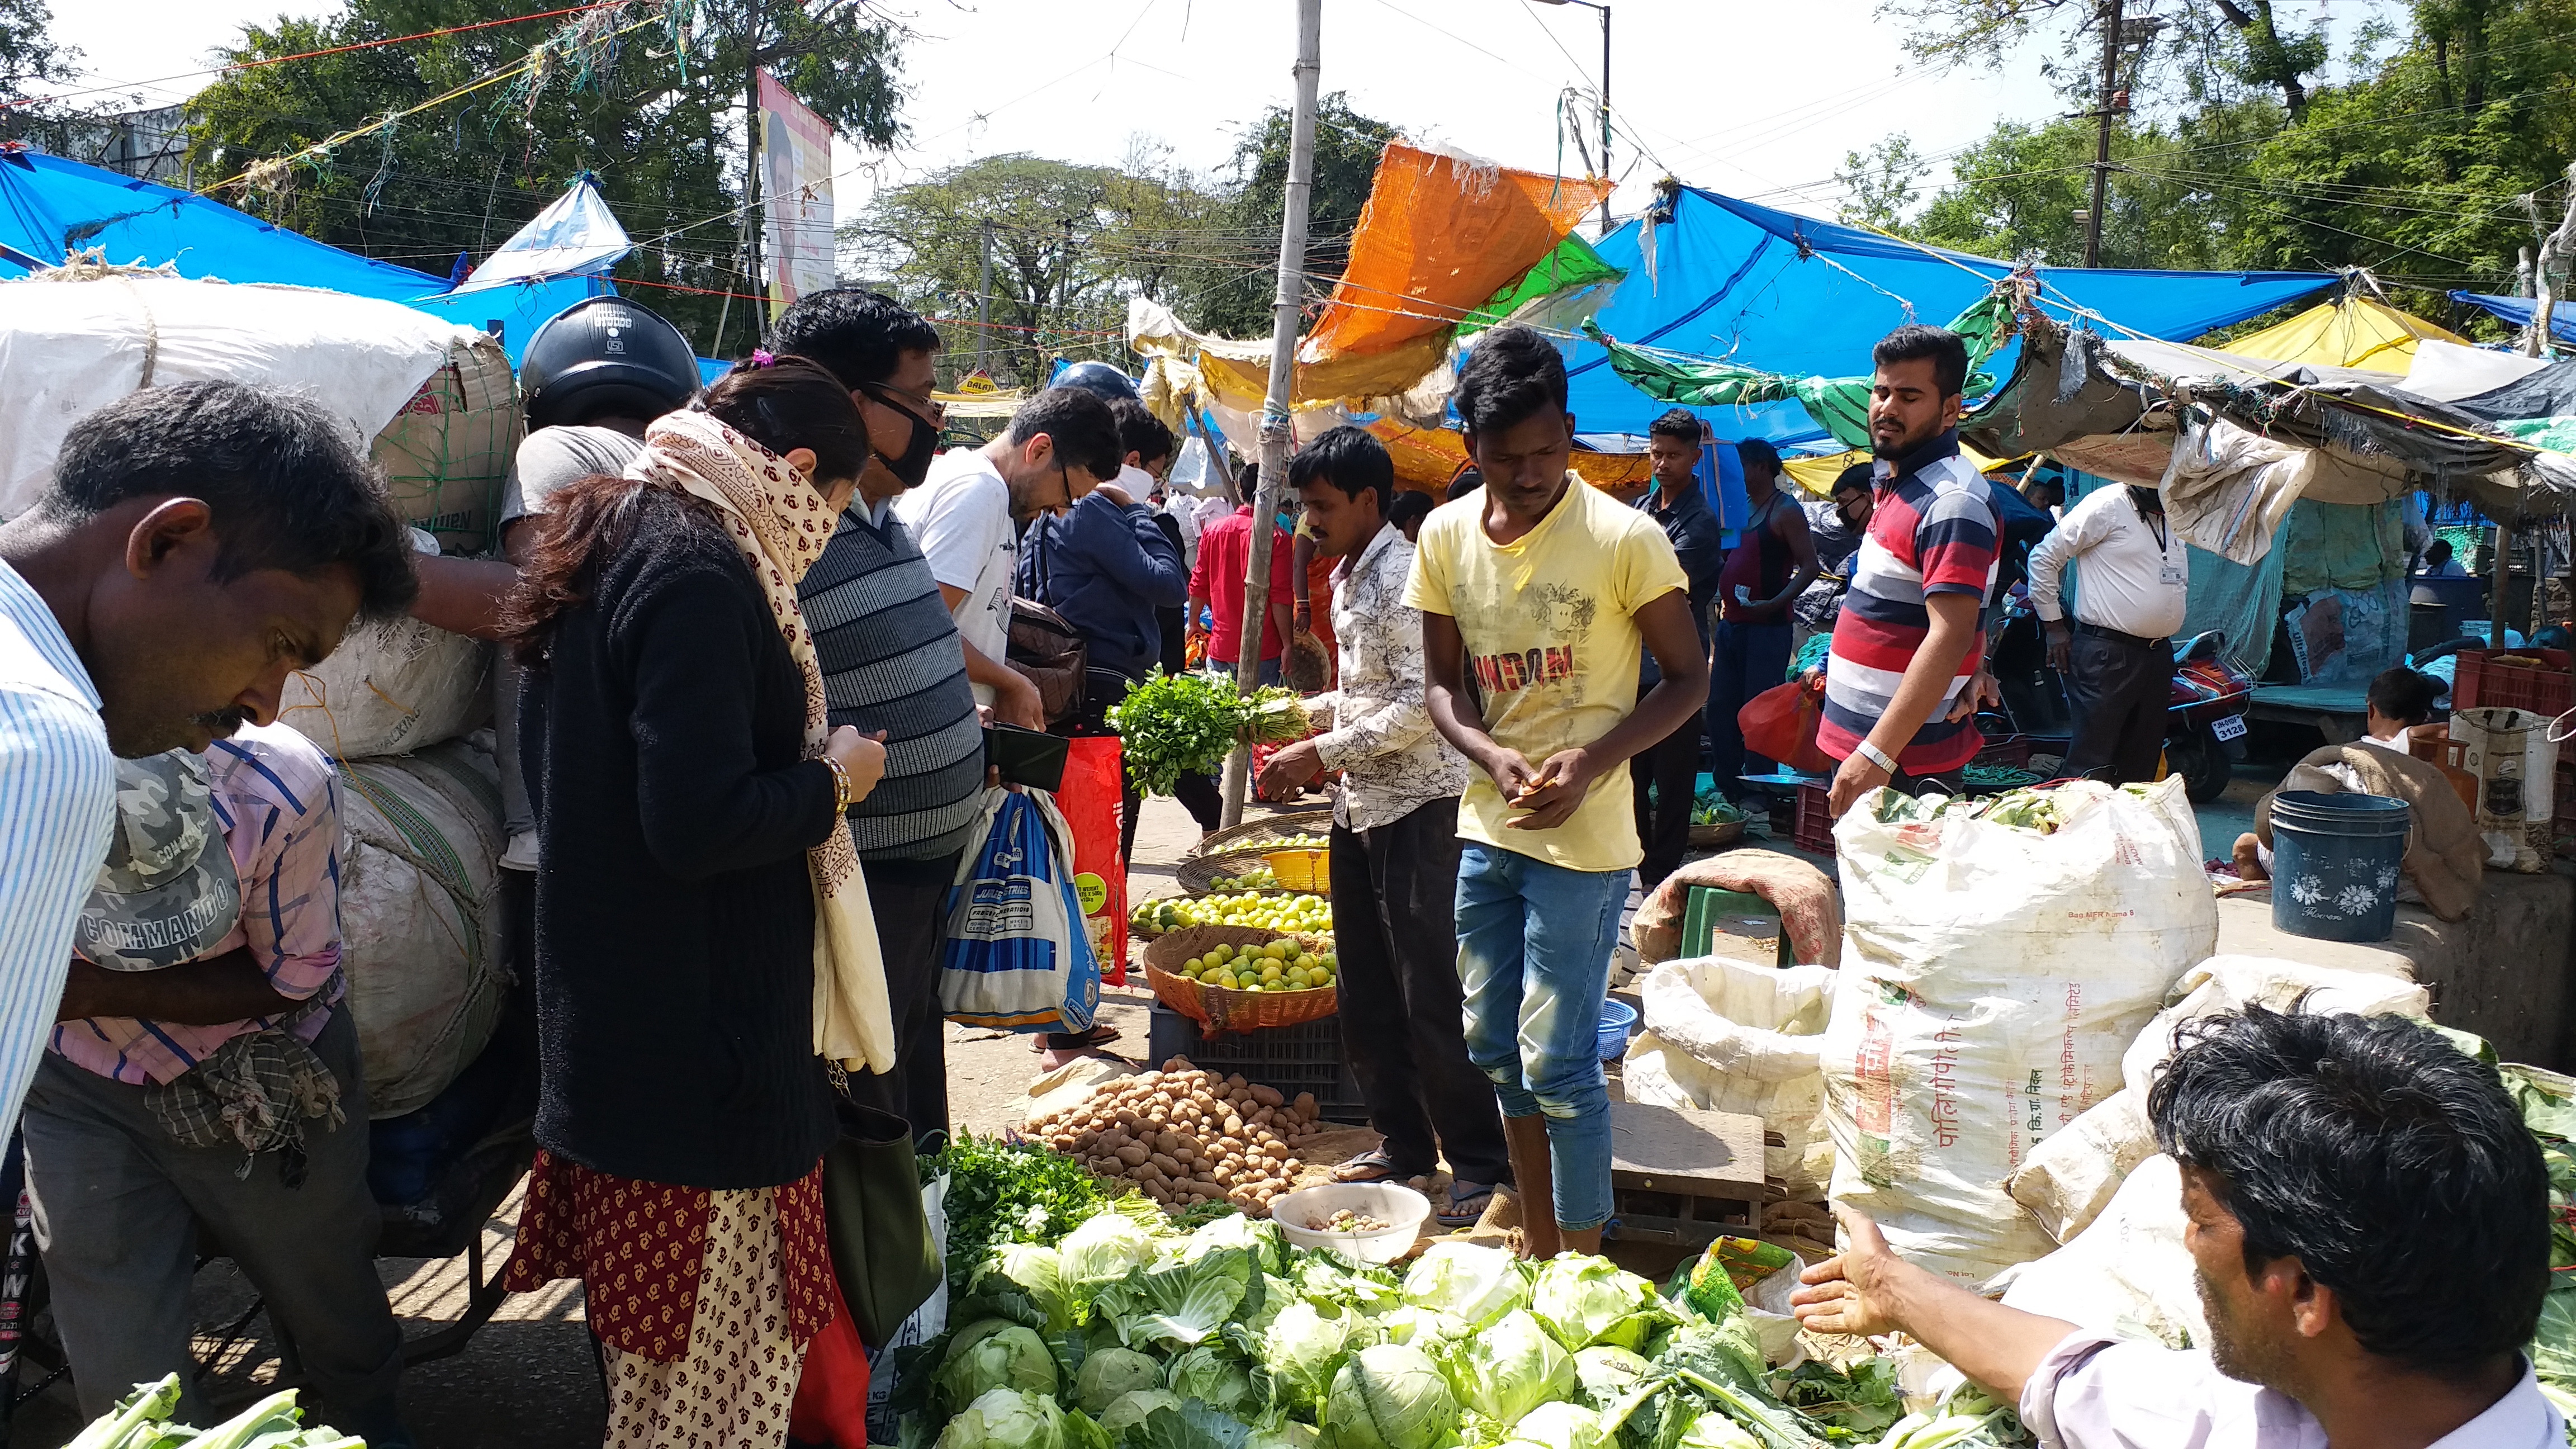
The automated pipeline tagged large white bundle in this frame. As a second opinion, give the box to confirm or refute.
[1819,779,2217,1285]
[1994,1154,2207,1347]
[338,736,508,1119]
[0,273,475,517]
[1621,957,1836,1194]
[281,614,493,760]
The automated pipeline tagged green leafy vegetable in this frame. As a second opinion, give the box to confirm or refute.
[1063,1211,1172,1291]
[1493,1401,1609,1449]
[974,1243,1078,1333]
[1124,1401,1259,1449]
[937,1387,1086,1449]
[1259,1300,1357,1418]
[1675,1412,1762,1449]
[1184,1212,1290,1276]
[931,1133,1119,1293]
[1103,1391,1191,1438]
[1442,1309,1574,1429]
[1401,1243,1530,1329]
[1109,672,1306,794]
[1569,1346,1655,1411]
[1167,1343,1266,1417]
[1769,1358,1903,1436]
[1325,1344,1461,1449]
[1093,1246,1265,1352]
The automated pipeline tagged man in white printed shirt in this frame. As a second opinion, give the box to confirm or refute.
[2028,480,2189,783]
[1793,1007,2561,1449]
[1259,427,1508,1227]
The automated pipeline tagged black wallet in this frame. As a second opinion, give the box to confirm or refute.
[984,723,1070,792]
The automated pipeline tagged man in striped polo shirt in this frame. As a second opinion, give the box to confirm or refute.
[1819,326,2002,815]
[770,290,991,1149]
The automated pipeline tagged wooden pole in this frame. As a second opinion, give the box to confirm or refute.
[1221,0,1321,828]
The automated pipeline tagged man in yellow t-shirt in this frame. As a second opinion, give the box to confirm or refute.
[1403,325,1709,1258]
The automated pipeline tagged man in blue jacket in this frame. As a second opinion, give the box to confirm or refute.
[1019,397,1202,858]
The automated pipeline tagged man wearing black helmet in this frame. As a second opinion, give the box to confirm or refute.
[408,297,703,873]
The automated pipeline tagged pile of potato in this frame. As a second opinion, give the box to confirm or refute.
[1031,1059,1328,1216]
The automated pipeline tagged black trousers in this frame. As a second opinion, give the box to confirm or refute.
[2062,629,2168,784]
[1329,798,1511,1185]
[1630,709,1705,889]
[845,851,963,1149]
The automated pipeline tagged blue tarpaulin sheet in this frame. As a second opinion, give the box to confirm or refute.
[0,150,604,363]
[2449,291,2576,347]
[1561,186,2338,450]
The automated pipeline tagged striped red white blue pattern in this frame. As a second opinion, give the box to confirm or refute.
[0,561,116,1139]
[1817,442,2000,775]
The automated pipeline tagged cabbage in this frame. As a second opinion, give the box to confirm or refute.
[1258,1300,1354,1415]
[1164,1343,1262,1415]
[1181,1211,1288,1275]
[1093,1246,1262,1351]
[1529,1256,1664,1353]
[1399,1243,1527,1327]
[1063,1211,1168,1287]
[1441,1309,1572,1428]
[974,1243,1075,1331]
[936,1387,1077,1449]
[1073,1347,1163,1415]
[1497,1402,1609,1449]
[1569,1346,1653,1409]
[1325,1344,1459,1449]
[937,1320,1061,1412]
[1372,1307,1467,1348]
[1100,1390,1186,1436]
[1248,1422,1323,1449]
[1675,1413,1760,1449]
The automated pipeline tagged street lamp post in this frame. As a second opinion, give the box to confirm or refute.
[1535,0,1612,235]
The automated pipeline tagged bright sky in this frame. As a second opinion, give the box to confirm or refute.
[46,0,2073,231]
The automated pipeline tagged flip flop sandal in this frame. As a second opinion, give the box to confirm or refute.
[1438,1180,1497,1228]
[1331,1149,1411,1183]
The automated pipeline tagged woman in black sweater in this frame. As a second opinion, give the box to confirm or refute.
[499,357,890,1449]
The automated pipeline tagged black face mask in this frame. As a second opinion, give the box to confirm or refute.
[2128,484,2163,515]
[858,383,940,491]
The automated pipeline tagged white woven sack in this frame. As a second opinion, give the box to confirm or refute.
[337,737,508,1117]
[1819,778,2216,1285]
[281,615,492,760]
[1622,958,1835,1194]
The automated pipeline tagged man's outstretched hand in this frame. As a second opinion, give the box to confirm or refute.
[1790,1205,1912,1338]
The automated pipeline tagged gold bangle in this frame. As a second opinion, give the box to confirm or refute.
[823,755,853,811]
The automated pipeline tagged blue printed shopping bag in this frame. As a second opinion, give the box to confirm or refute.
[937,787,1101,1032]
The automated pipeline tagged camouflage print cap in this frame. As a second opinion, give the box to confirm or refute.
[76,749,243,972]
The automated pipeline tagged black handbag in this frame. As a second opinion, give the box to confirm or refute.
[819,1097,943,1349]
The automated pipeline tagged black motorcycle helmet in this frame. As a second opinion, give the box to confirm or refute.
[1052,359,1139,403]
[518,296,701,431]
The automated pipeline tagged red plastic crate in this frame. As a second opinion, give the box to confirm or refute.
[2451,650,2573,718]
[1973,735,2035,770]
[1793,783,1836,854]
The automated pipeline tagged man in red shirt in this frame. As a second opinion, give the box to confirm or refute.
[1187,464,1295,686]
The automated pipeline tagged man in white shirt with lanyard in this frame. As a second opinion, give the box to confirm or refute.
[1794,1007,2563,1449]
[2028,479,2189,783]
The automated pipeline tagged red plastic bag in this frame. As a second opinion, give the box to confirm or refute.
[787,1279,870,1449]
[1737,677,1834,776]
[1055,737,1128,986]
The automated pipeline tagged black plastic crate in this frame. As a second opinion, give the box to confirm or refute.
[1145,1003,1370,1124]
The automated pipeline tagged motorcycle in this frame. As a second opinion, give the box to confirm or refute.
[2162,631,2254,803]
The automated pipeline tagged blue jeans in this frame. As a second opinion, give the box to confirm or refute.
[1708,618,1794,793]
[1454,844,1629,1231]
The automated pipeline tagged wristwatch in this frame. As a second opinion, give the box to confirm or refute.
[1857,740,1899,774]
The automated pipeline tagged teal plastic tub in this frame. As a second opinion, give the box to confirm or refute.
[2270,790,2411,943]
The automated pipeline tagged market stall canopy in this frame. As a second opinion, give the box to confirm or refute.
[2452,356,2576,455]
[2450,291,2576,347]
[2223,293,2468,373]
[1565,185,2337,448]
[0,149,605,362]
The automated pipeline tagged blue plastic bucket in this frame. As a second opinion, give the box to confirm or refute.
[2269,790,2411,943]
[1596,998,1639,1062]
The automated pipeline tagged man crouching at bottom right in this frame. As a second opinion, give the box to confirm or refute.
[1793,1006,2557,1449]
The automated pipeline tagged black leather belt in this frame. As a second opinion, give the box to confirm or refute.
[2075,621,2170,652]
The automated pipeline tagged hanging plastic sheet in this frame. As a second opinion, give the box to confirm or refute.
[1459,233,1625,338]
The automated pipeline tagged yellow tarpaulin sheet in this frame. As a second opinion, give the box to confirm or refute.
[1304,144,1614,361]
[1781,445,2012,500]
[2223,296,2468,375]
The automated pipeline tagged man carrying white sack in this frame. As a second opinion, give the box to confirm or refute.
[1792,1006,2560,1448]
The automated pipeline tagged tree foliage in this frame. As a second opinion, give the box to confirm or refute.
[850,93,1403,388]
[184,0,906,352]
[1861,0,2575,323]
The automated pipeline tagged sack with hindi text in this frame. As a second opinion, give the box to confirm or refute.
[938,788,1102,1033]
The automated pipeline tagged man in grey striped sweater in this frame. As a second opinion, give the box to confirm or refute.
[773,290,991,1149]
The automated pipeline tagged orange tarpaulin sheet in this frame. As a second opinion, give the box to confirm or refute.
[1305,144,1613,362]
